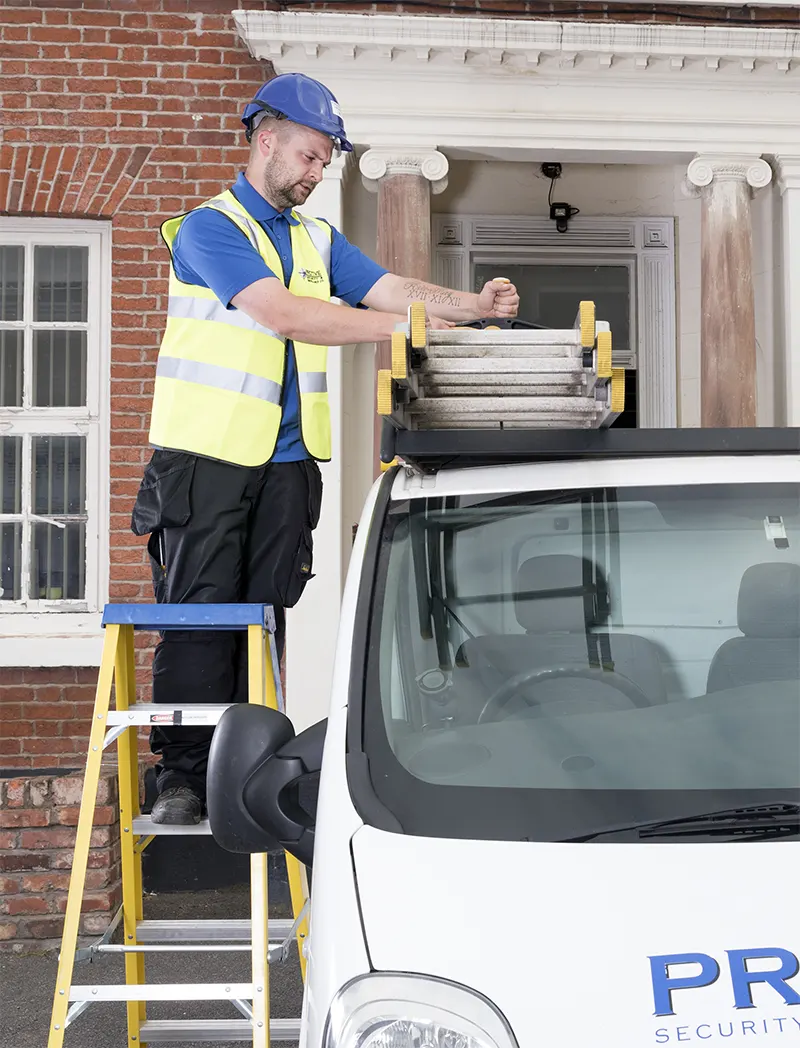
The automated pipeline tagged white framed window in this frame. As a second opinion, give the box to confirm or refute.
[433,215,677,428]
[0,219,111,666]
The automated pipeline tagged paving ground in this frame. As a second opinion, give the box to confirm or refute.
[0,885,304,1048]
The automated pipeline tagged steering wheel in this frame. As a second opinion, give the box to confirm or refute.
[477,665,652,724]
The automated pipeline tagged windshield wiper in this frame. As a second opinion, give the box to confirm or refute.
[562,802,800,842]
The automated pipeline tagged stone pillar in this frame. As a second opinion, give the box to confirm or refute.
[286,154,351,734]
[774,156,800,427]
[359,148,449,469]
[686,154,772,428]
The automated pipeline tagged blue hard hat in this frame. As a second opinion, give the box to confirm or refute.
[242,73,353,153]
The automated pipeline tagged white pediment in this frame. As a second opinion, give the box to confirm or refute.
[233,10,800,158]
[234,10,800,78]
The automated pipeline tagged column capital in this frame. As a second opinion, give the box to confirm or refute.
[773,155,800,194]
[685,153,772,195]
[358,147,449,195]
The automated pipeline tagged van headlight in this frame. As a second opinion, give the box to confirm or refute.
[323,974,517,1048]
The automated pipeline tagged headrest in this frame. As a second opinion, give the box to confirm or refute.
[738,562,800,639]
[515,555,604,633]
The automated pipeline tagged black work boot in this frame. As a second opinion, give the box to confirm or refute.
[150,785,203,826]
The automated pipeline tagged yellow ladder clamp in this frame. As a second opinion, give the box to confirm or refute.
[47,602,309,1047]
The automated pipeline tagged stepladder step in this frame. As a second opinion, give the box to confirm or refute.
[139,1018,301,1042]
[132,814,212,835]
[69,982,254,1002]
[137,918,296,942]
[106,703,235,728]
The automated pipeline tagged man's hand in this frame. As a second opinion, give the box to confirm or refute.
[477,278,519,320]
[428,315,455,330]
[361,273,520,325]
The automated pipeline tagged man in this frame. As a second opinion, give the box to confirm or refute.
[132,72,519,825]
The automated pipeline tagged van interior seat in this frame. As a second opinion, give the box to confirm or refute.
[706,562,800,694]
[456,554,668,712]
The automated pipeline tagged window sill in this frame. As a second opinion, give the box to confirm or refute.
[0,613,105,666]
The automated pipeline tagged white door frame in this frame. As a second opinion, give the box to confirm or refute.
[432,214,677,428]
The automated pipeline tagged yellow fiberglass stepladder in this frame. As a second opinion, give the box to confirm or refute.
[47,602,309,1047]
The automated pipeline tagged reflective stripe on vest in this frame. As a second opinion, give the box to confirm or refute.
[156,355,283,405]
[296,214,332,276]
[298,371,327,394]
[204,198,332,275]
[167,295,281,338]
[149,189,333,466]
[204,198,263,250]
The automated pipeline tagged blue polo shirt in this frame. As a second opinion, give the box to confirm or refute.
[171,172,387,462]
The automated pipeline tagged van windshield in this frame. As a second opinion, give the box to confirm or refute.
[358,481,800,842]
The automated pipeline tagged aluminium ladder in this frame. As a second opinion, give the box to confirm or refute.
[378,299,625,432]
[47,602,309,1047]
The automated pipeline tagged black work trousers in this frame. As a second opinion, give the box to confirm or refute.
[131,450,322,800]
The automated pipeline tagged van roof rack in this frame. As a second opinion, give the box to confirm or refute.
[381,422,799,472]
[376,300,798,472]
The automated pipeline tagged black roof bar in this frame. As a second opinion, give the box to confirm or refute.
[381,421,800,473]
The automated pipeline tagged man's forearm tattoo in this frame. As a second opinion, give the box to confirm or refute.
[403,280,462,308]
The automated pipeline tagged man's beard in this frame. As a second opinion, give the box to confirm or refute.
[263,165,312,211]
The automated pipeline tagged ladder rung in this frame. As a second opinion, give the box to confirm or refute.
[429,329,579,346]
[421,357,584,375]
[409,396,599,416]
[132,815,212,836]
[425,358,584,375]
[421,379,584,392]
[423,376,581,390]
[424,384,580,398]
[69,982,253,1002]
[427,344,575,358]
[107,703,234,727]
[137,918,296,942]
[139,1018,301,1042]
[414,418,603,430]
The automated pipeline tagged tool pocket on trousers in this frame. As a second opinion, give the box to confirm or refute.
[305,460,323,531]
[131,451,196,536]
[281,524,316,608]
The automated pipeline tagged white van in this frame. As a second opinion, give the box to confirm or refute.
[207,426,800,1048]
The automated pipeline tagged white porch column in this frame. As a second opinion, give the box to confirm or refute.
[685,154,772,427]
[359,148,449,472]
[286,155,350,733]
[774,156,800,426]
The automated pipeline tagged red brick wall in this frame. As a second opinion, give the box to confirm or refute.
[0,0,277,770]
[0,769,121,952]
[0,668,99,772]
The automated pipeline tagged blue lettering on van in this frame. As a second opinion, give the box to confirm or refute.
[727,952,800,1011]
[650,951,800,1017]
[650,954,721,1016]
[654,1018,800,1044]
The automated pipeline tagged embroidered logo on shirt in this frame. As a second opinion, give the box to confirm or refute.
[299,268,324,284]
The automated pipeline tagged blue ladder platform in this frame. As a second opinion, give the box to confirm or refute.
[101,603,277,632]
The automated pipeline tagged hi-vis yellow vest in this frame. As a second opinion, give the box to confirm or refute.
[149,189,333,466]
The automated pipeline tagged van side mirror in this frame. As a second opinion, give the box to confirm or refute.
[206,704,326,866]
